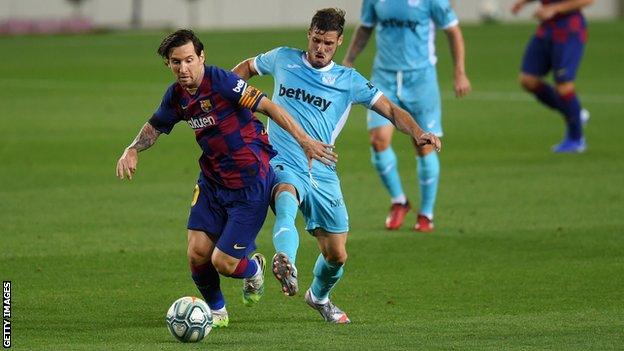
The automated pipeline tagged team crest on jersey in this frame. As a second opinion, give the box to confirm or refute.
[200,99,213,112]
[321,73,337,86]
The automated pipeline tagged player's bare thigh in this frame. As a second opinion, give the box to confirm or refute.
[314,228,348,265]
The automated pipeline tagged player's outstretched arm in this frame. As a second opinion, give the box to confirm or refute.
[511,0,534,15]
[444,25,471,98]
[371,95,441,151]
[342,25,374,67]
[232,58,258,81]
[116,122,161,180]
[256,97,337,168]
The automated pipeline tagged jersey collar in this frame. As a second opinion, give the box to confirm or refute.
[301,52,335,72]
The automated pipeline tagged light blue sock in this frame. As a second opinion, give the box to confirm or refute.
[310,254,344,301]
[272,191,300,265]
[417,152,440,218]
[371,147,404,199]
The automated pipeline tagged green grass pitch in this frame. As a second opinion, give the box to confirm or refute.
[1,21,623,350]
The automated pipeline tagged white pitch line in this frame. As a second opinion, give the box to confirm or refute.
[441,90,624,104]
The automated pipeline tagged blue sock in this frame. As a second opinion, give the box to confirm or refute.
[272,191,300,265]
[534,82,562,111]
[559,91,583,140]
[311,254,344,301]
[371,147,405,200]
[417,152,440,219]
[191,263,225,310]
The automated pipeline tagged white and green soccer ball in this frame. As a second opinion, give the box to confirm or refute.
[166,296,212,343]
[478,0,502,23]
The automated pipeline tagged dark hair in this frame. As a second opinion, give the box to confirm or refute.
[309,8,346,36]
[157,29,204,60]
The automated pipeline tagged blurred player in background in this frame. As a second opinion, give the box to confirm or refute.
[116,29,334,327]
[512,0,594,152]
[234,8,440,323]
[343,0,471,232]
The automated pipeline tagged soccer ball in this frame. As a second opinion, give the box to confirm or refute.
[478,0,501,23]
[165,296,212,343]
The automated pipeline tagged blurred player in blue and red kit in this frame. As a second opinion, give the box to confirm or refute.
[512,0,594,153]
[116,30,335,327]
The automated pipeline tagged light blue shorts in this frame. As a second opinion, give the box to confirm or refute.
[272,162,349,235]
[367,66,443,136]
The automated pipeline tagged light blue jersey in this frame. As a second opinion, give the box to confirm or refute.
[254,47,383,177]
[361,0,458,71]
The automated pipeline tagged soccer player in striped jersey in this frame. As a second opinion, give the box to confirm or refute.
[512,0,594,152]
[343,0,471,232]
[234,8,440,324]
[116,30,335,327]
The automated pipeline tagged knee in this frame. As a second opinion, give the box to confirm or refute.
[325,252,348,267]
[519,74,540,92]
[187,246,210,267]
[211,256,236,276]
[555,82,575,96]
[369,132,390,152]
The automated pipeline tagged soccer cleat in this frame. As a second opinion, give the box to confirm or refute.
[211,308,229,328]
[242,253,266,306]
[304,289,350,324]
[385,201,411,230]
[581,108,590,126]
[272,252,299,296]
[414,214,434,232]
[552,137,586,153]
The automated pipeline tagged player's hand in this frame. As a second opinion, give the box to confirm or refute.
[454,73,472,98]
[416,132,441,152]
[511,0,527,15]
[116,148,138,180]
[534,5,557,21]
[301,137,338,169]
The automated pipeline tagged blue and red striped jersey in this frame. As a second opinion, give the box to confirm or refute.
[536,0,587,43]
[149,65,277,189]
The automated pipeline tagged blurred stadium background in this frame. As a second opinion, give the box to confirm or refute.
[0,0,622,33]
[1,0,623,350]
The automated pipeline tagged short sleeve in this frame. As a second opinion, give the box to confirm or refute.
[148,84,180,135]
[350,69,383,108]
[253,47,284,76]
[430,0,458,29]
[210,66,266,112]
[360,0,377,28]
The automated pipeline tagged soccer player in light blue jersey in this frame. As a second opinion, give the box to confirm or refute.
[343,0,471,232]
[234,8,440,323]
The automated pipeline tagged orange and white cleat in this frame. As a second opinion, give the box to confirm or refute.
[385,201,411,230]
[414,214,434,233]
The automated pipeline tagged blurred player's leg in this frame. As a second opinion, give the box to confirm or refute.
[369,121,409,230]
[404,68,442,231]
[415,147,439,232]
